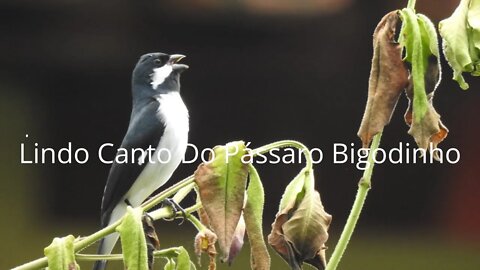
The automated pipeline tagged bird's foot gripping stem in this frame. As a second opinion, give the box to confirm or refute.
[160,198,187,224]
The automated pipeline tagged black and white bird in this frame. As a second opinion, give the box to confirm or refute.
[94,53,189,270]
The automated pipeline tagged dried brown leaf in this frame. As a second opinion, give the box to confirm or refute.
[197,207,211,228]
[142,214,160,250]
[194,229,218,270]
[142,213,160,270]
[268,199,302,270]
[283,190,331,269]
[358,10,409,148]
[268,172,332,270]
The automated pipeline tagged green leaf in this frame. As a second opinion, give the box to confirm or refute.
[44,235,79,270]
[176,247,191,270]
[399,11,414,63]
[439,0,480,89]
[194,141,249,261]
[400,9,449,151]
[164,258,176,270]
[418,14,439,55]
[116,206,148,270]
[400,8,429,121]
[155,247,195,270]
[468,0,480,74]
[244,164,270,270]
[418,14,443,93]
[278,168,308,211]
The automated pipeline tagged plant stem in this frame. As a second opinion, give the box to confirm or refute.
[141,175,195,211]
[76,253,125,261]
[361,133,382,187]
[185,210,207,232]
[407,0,416,10]
[325,132,382,270]
[11,257,47,270]
[251,140,313,170]
[75,247,182,261]
[149,201,202,222]
[172,183,196,202]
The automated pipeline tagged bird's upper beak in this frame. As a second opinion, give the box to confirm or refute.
[169,54,189,72]
[169,54,185,64]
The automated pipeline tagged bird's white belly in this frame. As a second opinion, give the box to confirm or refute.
[126,92,189,206]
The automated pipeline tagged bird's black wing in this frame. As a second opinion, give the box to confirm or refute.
[100,100,163,227]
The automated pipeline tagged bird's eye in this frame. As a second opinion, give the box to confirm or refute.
[154,59,162,64]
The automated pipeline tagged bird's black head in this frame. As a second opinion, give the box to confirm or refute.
[132,52,189,94]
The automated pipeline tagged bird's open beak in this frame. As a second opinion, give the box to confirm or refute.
[169,54,189,72]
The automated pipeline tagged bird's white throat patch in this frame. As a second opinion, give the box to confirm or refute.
[151,64,173,89]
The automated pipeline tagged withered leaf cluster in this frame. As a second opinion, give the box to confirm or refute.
[358,10,449,154]
[194,141,270,270]
[268,169,332,270]
[193,142,331,270]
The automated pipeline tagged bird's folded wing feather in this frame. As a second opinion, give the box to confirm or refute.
[100,100,163,226]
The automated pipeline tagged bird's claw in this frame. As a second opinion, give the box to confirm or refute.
[161,198,187,225]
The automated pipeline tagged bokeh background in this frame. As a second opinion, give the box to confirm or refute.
[1,0,479,269]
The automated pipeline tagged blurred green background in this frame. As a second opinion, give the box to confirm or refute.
[1,0,479,269]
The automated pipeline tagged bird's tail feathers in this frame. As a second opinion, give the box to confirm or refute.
[93,233,119,270]
[93,203,126,270]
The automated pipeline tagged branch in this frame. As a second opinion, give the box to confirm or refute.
[325,132,383,270]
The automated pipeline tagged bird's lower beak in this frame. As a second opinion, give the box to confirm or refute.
[169,54,189,72]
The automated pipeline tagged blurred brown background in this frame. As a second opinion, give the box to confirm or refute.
[1,0,479,269]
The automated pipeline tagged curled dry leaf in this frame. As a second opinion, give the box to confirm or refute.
[142,213,160,270]
[194,141,249,262]
[405,80,449,156]
[194,229,218,270]
[268,201,302,270]
[404,14,449,156]
[358,10,409,148]
[268,170,332,270]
